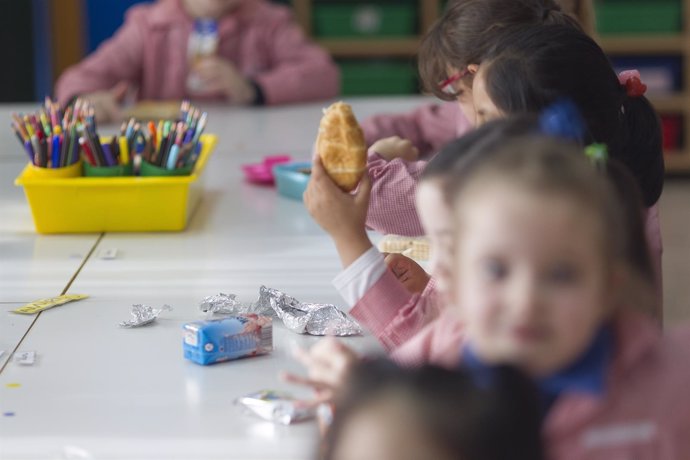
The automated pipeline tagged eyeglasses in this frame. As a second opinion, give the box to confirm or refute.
[437,68,470,96]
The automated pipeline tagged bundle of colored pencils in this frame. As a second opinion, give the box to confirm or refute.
[10,97,92,168]
[11,99,207,172]
[120,101,208,171]
[10,97,125,169]
[75,99,126,168]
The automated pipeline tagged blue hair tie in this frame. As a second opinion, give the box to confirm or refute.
[538,100,586,142]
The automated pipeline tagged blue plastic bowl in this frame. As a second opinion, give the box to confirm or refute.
[273,162,311,201]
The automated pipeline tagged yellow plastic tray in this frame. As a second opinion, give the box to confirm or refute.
[14,134,217,234]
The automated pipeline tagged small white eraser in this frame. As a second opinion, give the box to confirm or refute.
[15,351,36,365]
[100,248,118,260]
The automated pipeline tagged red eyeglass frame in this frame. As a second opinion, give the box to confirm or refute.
[437,68,471,96]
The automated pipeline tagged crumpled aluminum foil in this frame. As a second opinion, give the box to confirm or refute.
[200,293,241,314]
[254,286,362,336]
[119,304,172,328]
[199,292,272,317]
[236,390,316,425]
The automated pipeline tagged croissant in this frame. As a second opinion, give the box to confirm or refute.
[316,102,367,192]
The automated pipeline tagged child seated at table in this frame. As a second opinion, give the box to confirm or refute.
[320,359,543,460]
[55,0,340,122]
[292,133,690,457]
[362,0,592,237]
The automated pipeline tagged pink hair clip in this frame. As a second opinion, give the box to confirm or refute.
[618,70,647,98]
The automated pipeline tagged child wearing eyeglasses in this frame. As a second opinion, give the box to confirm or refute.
[362,0,590,237]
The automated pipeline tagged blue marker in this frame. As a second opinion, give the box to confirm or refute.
[51,135,60,168]
[191,112,207,145]
[166,144,180,170]
[23,140,35,164]
[102,143,116,167]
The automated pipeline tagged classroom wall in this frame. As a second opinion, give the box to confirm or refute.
[84,0,151,53]
[0,1,35,102]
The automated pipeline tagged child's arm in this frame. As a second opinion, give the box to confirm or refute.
[55,6,146,111]
[303,156,373,269]
[252,9,339,105]
[345,269,442,351]
[361,102,469,157]
[390,310,466,369]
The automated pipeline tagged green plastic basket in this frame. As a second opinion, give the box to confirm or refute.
[313,2,417,38]
[339,60,418,95]
[595,0,682,35]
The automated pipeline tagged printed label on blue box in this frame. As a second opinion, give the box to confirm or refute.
[183,315,272,365]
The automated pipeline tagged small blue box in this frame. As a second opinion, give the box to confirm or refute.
[183,316,273,365]
[273,162,311,201]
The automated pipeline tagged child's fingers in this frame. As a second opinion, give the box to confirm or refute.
[279,371,331,391]
[409,146,420,160]
[281,371,338,395]
[313,158,347,196]
[354,170,372,206]
[311,155,327,177]
[291,343,334,372]
[110,81,128,102]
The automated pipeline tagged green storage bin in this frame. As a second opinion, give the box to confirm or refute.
[313,2,417,38]
[339,60,418,96]
[595,1,682,35]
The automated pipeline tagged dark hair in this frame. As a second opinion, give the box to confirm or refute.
[320,359,544,460]
[605,160,655,283]
[479,24,664,207]
[419,0,582,100]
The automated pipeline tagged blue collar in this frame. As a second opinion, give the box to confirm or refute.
[462,326,613,411]
[537,326,612,400]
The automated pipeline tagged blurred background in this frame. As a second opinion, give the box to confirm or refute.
[1,0,688,172]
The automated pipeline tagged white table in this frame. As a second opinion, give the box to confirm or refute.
[0,303,35,370]
[0,155,102,302]
[0,97,430,459]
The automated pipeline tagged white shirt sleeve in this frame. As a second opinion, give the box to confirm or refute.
[332,246,388,310]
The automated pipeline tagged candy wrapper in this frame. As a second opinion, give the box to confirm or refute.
[237,390,316,425]
[255,286,362,336]
[119,304,172,328]
[199,293,261,316]
[183,315,272,365]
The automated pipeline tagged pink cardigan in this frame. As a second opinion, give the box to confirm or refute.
[349,271,442,352]
[393,311,690,459]
[363,102,472,237]
[362,102,467,157]
[55,0,339,105]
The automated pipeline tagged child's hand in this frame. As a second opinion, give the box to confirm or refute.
[84,81,128,123]
[281,337,360,403]
[304,156,373,267]
[371,136,420,162]
[384,253,431,294]
[190,57,256,105]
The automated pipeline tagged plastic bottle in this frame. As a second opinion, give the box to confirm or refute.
[187,19,219,92]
